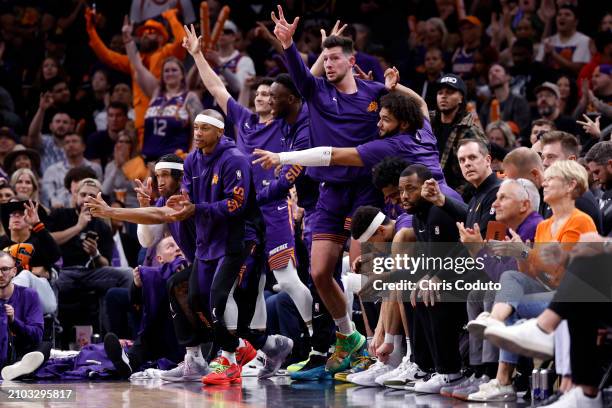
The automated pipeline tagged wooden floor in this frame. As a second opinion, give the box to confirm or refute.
[0,377,539,408]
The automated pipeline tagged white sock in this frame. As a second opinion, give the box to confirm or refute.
[186,346,203,361]
[238,338,246,349]
[306,321,314,337]
[388,335,404,367]
[334,313,353,335]
[405,337,412,359]
[221,351,237,364]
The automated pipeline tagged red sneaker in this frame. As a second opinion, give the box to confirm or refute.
[201,357,242,385]
[236,340,256,367]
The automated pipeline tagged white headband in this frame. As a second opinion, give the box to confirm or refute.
[155,162,184,172]
[194,114,225,129]
[357,212,386,243]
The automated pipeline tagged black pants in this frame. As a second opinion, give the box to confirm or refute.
[127,320,184,371]
[2,341,52,370]
[548,253,612,387]
[414,300,467,373]
[403,302,434,371]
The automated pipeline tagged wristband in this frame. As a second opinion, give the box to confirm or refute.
[384,333,394,344]
[32,222,45,233]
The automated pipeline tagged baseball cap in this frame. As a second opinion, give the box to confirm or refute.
[534,82,561,99]
[459,16,482,27]
[223,20,239,34]
[0,127,19,143]
[136,20,169,43]
[437,74,467,96]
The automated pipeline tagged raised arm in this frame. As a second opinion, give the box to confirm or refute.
[122,16,159,99]
[158,8,187,61]
[25,93,53,149]
[253,146,363,169]
[384,67,429,118]
[182,24,231,114]
[84,8,131,73]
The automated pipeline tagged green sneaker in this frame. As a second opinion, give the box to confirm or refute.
[287,353,312,373]
[325,330,366,374]
[333,353,376,382]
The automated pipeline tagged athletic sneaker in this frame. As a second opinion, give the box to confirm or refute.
[413,372,464,394]
[236,339,257,367]
[287,356,309,373]
[334,354,375,382]
[467,379,517,402]
[382,357,428,389]
[348,361,393,387]
[201,356,242,385]
[540,386,602,408]
[444,374,490,400]
[466,311,504,338]
[104,332,132,378]
[259,335,294,379]
[484,318,554,360]
[325,330,366,374]
[1,351,45,381]
[290,354,331,381]
[241,351,265,377]
[130,368,164,380]
[160,354,209,382]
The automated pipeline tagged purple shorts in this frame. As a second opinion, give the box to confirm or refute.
[312,181,383,244]
[260,200,296,270]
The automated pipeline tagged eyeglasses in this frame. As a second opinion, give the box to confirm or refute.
[0,266,16,274]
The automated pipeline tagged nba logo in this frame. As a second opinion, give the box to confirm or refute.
[236,170,242,180]
[434,226,440,235]
[490,207,495,215]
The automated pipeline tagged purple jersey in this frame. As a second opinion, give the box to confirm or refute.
[395,212,413,232]
[7,285,43,357]
[284,44,388,182]
[155,196,196,263]
[357,119,445,183]
[227,98,284,190]
[143,91,191,160]
[183,137,260,261]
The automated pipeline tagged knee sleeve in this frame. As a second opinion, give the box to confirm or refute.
[273,259,312,323]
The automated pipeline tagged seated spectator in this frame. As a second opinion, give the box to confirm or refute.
[536,4,591,75]
[0,251,49,381]
[63,167,99,209]
[529,118,556,147]
[0,183,15,204]
[584,141,612,235]
[46,178,132,327]
[486,121,517,150]
[94,83,136,133]
[101,129,139,208]
[42,133,102,209]
[9,169,47,215]
[575,64,612,147]
[534,82,579,136]
[0,200,61,279]
[467,160,596,402]
[85,102,130,168]
[556,73,578,117]
[0,127,20,174]
[3,146,42,178]
[509,39,549,104]
[479,64,530,133]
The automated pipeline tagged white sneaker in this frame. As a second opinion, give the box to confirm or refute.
[160,355,209,382]
[241,351,265,377]
[259,335,294,379]
[484,318,553,359]
[466,312,504,338]
[467,379,517,402]
[1,351,45,380]
[379,356,427,388]
[349,361,394,387]
[413,372,464,394]
[540,387,602,408]
[130,368,164,380]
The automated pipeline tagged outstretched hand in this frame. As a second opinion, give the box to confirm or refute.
[121,15,133,43]
[85,192,111,218]
[23,200,40,226]
[320,20,347,45]
[182,24,202,56]
[134,177,153,207]
[271,5,299,49]
[384,66,400,91]
[252,148,281,170]
[354,64,373,81]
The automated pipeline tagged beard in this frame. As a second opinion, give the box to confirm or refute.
[139,38,159,53]
[327,70,347,84]
[438,104,460,115]
[538,105,555,117]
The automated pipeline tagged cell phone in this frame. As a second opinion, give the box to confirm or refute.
[485,221,507,241]
[85,231,99,241]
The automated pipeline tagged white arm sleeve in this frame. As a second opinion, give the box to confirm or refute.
[137,223,166,248]
[278,146,332,166]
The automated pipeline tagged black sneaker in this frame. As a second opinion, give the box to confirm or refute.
[104,333,132,378]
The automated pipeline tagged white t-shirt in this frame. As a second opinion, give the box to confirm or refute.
[129,0,195,24]
[536,31,592,65]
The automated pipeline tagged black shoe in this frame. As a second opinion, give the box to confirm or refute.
[104,333,132,378]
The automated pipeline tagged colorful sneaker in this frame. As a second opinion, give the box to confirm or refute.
[259,335,294,379]
[201,357,242,385]
[287,356,309,373]
[334,354,375,382]
[325,330,366,374]
[160,355,209,382]
[290,354,331,381]
[236,339,257,367]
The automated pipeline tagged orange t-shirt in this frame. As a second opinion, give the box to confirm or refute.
[529,208,597,288]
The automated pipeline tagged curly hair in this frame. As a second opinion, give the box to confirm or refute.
[380,93,424,134]
[372,157,409,189]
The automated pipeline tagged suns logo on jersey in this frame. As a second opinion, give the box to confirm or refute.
[227,186,245,212]
[367,101,378,112]
[212,174,219,185]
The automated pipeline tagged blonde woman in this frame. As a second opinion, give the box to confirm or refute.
[10,168,49,217]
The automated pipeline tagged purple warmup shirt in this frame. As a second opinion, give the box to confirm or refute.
[227,97,285,190]
[155,197,196,263]
[479,211,543,282]
[183,137,254,261]
[285,43,388,183]
[357,119,445,183]
[7,285,43,356]
[395,212,413,232]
